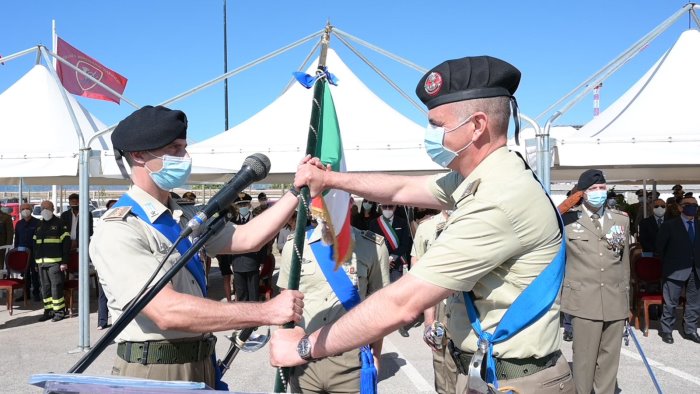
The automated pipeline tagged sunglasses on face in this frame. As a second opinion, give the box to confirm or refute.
[654,205,666,208]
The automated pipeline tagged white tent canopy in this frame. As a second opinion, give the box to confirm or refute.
[0,64,113,185]
[549,29,700,183]
[189,48,443,184]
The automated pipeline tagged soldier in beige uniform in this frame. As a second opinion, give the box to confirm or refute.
[278,222,390,393]
[560,169,630,394]
[90,105,304,388]
[412,211,459,394]
[270,56,574,394]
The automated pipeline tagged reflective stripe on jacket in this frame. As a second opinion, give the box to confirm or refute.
[33,216,70,264]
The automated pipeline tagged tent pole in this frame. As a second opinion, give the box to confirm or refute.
[39,46,91,351]
[542,112,561,194]
[518,113,542,182]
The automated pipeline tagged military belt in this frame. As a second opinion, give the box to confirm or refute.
[117,336,216,365]
[448,340,561,381]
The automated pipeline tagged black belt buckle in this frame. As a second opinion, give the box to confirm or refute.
[140,342,150,365]
[447,340,468,375]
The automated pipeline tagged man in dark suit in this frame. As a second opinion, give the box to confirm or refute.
[656,196,700,344]
[369,203,412,283]
[60,193,94,250]
[639,199,666,256]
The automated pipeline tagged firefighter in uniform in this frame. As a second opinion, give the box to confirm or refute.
[34,200,71,322]
[277,212,390,393]
[89,105,304,388]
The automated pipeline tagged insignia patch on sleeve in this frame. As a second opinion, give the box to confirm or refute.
[103,206,133,221]
[362,230,385,246]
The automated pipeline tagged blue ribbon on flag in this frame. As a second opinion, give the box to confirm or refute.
[293,66,338,89]
[307,229,376,394]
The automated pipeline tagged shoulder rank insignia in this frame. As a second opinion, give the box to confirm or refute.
[459,178,481,201]
[610,208,628,217]
[103,206,133,221]
[286,233,295,241]
[362,230,385,246]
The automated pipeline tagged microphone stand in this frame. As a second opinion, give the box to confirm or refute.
[67,212,229,374]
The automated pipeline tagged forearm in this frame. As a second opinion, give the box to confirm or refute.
[309,275,449,358]
[143,286,275,332]
[324,172,443,209]
[229,192,297,253]
[423,305,437,326]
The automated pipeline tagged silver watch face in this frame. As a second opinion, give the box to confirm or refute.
[297,336,311,359]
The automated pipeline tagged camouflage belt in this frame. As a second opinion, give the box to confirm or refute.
[448,340,561,380]
[117,336,216,365]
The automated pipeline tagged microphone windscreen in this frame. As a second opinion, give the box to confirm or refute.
[244,153,271,181]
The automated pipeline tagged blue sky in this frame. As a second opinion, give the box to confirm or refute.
[0,1,693,145]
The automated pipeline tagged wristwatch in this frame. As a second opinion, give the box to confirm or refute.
[297,334,314,361]
[288,186,300,198]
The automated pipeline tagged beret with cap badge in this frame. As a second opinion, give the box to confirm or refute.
[112,105,188,152]
[416,56,521,110]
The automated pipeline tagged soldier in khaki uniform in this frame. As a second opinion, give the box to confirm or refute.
[560,169,630,394]
[278,221,390,393]
[412,211,459,394]
[270,56,574,394]
[90,105,304,389]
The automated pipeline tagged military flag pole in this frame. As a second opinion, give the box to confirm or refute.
[273,22,332,393]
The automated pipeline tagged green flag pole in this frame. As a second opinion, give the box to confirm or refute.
[273,22,332,393]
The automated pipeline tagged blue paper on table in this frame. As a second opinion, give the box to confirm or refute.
[29,373,210,392]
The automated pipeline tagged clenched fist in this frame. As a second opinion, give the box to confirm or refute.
[294,155,331,199]
[264,290,304,325]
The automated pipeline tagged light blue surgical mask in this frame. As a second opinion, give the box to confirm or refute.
[585,190,608,208]
[147,153,192,191]
[424,115,474,168]
[239,207,250,217]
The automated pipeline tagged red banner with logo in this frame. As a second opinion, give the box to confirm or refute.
[56,37,127,104]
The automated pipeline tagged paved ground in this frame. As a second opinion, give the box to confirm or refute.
[2,269,699,393]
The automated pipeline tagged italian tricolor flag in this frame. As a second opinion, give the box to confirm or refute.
[310,82,353,269]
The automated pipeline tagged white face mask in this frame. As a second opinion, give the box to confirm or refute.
[21,209,31,219]
[362,202,372,211]
[382,210,394,219]
[41,209,53,221]
[654,207,666,217]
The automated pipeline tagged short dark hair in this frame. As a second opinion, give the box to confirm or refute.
[68,193,79,201]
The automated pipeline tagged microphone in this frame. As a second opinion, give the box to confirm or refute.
[183,153,271,236]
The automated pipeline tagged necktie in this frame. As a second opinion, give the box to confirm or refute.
[592,213,602,233]
[689,220,696,243]
[657,218,663,227]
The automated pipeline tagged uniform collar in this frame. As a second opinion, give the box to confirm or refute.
[451,146,510,203]
[128,185,184,223]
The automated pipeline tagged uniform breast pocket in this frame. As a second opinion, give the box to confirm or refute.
[561,280,582,311]
[356,263,369,296]
[299,258,316,276]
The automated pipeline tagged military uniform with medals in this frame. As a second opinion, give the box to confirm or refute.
[277,227,389,393]
[560,170,630,394]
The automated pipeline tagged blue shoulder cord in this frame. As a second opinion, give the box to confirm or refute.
[113,194,228,390]
[462,193,566,390]
[307,229,377,394]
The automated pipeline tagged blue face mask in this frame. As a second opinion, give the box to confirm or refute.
[147,153,192,190]
[585,189,608,208]
[424,116,474,168]
[682,204,698,217]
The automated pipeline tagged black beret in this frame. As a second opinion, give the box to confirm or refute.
[577,169,606,191]
[416,56,521,110]
[258,192,267,200]
[112,105,187,152]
